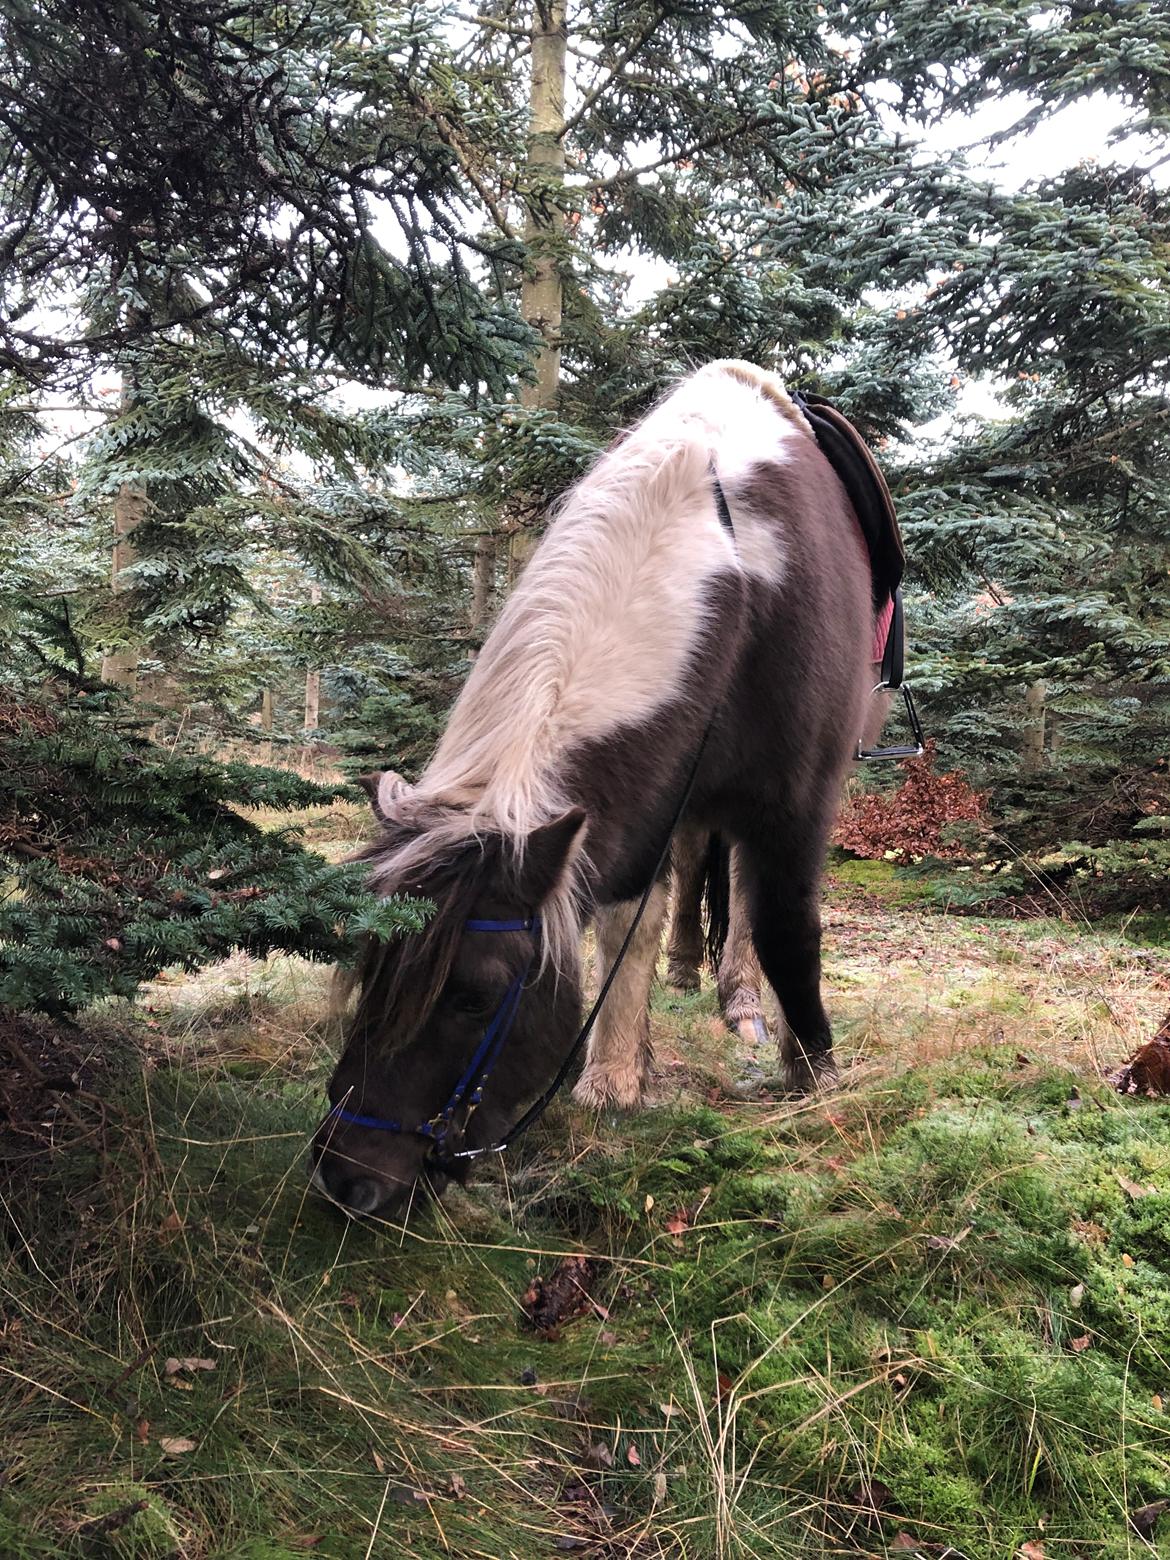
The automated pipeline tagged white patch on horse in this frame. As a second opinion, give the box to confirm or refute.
[369,362,810,972]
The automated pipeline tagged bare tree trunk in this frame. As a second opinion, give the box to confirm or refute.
[508,0,567,584]
[100,380,147,692]
[470,535,497,635]
[304,582,322,731]
[1023,678,1047,772]
[260,688,274,732]
[303,670,320,732]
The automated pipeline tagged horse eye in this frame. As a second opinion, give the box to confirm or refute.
[445,984,489,1018]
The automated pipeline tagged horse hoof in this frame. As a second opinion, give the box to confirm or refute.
[781,1054,839,1095]
[667,966,701,992]
[573,1066,647,1112]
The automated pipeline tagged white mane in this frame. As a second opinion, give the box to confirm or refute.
[373,361,811,971]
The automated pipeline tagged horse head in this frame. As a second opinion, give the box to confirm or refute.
[311,773,587,1219]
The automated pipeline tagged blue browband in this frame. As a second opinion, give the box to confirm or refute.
[326,915,540,1151]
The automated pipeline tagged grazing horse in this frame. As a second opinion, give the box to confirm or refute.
[313,360,879,1217]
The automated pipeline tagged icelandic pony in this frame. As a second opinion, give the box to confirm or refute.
[313,361,874,1217]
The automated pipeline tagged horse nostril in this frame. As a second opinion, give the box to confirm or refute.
[311,1157,394,1215]
[338,1176,386,1214]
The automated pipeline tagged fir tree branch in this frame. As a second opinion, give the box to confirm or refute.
[558,7,668,143]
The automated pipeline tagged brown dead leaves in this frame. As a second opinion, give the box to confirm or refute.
[520,1255,602,1337]
[661,1186,711,1246]
[1111,1011,1170,1096]
[157,1436,197,1456]
[833,741,987,861]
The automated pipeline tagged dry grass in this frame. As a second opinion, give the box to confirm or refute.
[2,835,1169,1559]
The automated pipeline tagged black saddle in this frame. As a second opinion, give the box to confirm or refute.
[792,390,922,760]
[792,390,904,611]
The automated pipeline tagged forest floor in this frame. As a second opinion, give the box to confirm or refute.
[2,798,1170,1560]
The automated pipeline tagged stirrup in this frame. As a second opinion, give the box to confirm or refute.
[856,682,925,762]
[856,585,926,762]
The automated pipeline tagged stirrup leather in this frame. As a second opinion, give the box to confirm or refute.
[856,587,926,762]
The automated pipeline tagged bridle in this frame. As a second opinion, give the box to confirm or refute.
[325,725,711,1171]
[327,915,541,1156]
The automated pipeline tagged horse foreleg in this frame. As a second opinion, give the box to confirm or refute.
[665,823,705,990]
[717,843,768,1049]
[573,882,669,1111]
[740,846,838,1093]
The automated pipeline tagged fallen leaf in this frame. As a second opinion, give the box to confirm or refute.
[821,1274,835,1289]
[626,1443,640,1467]
[520,1256,601,1335]
[663,1211,690,1241]
[1121,1253,1135,1269]
[1132,1500,1170,1539]
[716,1371,734,1402]
[1116,1173,1155,1199]
[823,1155,846,1171]
[164,1357,215,1376]
[1153,1394,1164,1412]
[157,1436,196,1455]
[598,1330,617,1347]
[586,1441,614,1469]
[1018,1543,1046,1560]
[1069,1283,1084,1307]
[158,1211,183,1235]
[134,1419,150,1444]
[1069,1334,1092,1354]
[448,1473,467,1498]
[891,1534,949,1556]
[372,1448,386,1474]
[926,1227,971,1251]
[644,1193,655,1214]
[658,1402,680,1418]
[653,1470,667,1502]
[852,1479,891,1512]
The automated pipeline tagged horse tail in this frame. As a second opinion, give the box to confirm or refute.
[702,831,731,971]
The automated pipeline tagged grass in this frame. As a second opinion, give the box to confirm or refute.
[2,818,1169,1559]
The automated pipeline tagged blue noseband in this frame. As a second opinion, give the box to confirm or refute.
[326,915,540,1155]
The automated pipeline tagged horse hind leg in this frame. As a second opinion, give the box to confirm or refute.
[717,843,768,1049]
[574,881,669,1111]
[741,844,838,1093]
[665,823,705,990]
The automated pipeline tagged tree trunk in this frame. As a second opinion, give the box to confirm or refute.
[260,688,274,732]
[1022,678,1047,772]
[509,0,567,583]
[303,670,320,732]
[470,535,497,637]
[100,379,147,692]
[304,582,322,731]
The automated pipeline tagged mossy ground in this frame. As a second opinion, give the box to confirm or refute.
[2,801,1169,1558]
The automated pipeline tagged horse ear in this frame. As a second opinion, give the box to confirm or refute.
[516,809,588,906]
[357,769,414,823]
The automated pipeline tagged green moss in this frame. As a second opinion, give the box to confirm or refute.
[4,1002,1170,1557]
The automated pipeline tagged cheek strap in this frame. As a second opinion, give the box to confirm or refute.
[327,916,540,1146]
